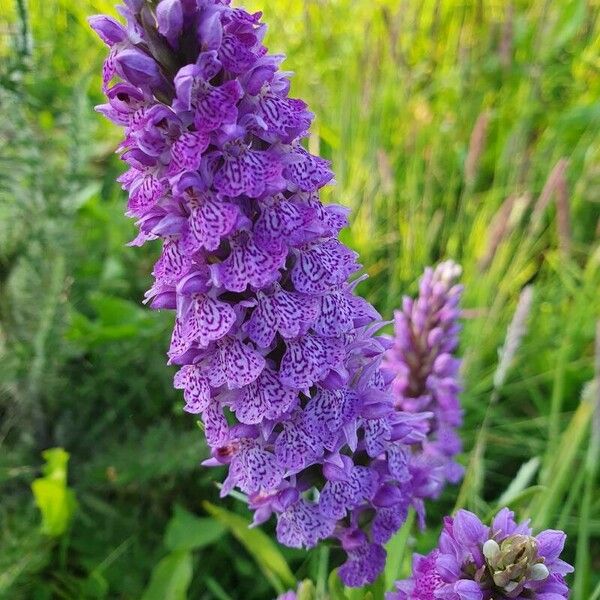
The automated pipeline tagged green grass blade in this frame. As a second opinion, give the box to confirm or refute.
[203,501,295,593]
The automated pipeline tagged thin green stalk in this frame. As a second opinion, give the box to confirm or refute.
[545,333,570,474]
[573,326,600,599]
[315,544,329,600]
[205,577,235,600]
[384,508,415,591]
[531,387,595,530]
[456,286,534,510]
[590,581,600,600]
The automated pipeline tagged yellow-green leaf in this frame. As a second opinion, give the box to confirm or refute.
[164,505,225,552]
[31,448,77,537]
[142,550,193,600]
[203,502,295,592]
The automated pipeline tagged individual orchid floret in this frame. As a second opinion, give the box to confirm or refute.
[90,0,433,586]
[387,508,573,600]
[384,260,464,510]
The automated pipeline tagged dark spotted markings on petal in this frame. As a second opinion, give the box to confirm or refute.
[234,367,298,424]
[194,80,242,133]
[127,173,167,217]
[102,49,117,90]
[256,94,311,142]
[168,317,192,360]
[279,334,345,389]
[372,505,408,545]
[183,194,239,253]
[205,350,227,388]
[212,232,286,293]
[363,417,392,457]
[236,445,284,493]
[244,293,278,348]
[174,364,212,413]
[182,294,236,348]
[152,237,191,284]
[319,480,355,520]
[319,466,377,520]
[322,204,350,234]
[291,240,359,295]
[305,388,359,434]
[339,543,387,588]
[203,402,229,447]
[213,147,284,199]
[168,131,210,175]
[274,420,320,471]
[276,499,335,549]
[219,338,265,389]
[254,195,315,251]
[245,287,318,348]
[272,288,319,338]
[284,146,334,192]
[129,106,151,132]
[219,33,260,74]
[313,290,354,336]
[387,445,411,482]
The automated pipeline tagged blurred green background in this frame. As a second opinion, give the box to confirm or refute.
[0,0,599,598]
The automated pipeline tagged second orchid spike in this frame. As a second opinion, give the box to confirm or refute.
[383,260,464,520]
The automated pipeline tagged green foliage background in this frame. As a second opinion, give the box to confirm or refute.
[0,0,599,598]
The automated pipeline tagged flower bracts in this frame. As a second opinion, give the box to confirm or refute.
[387,508,573,600]
[90,0,431,585]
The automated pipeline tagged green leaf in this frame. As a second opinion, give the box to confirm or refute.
[328,570,349,600]
[31,448,77,537]
[363,578,385,599]
[384,508,414,590]
[40,447,70,481]
[548,0,586,53]
[344,586,369,600]
[532,386,596,529]
[296,580,316,600]
[203,502,295,593]
[141,551,193,600]
[495,456,540,508]
[204,577,234,600]
[89,293,149,327]
[164,505,226,552]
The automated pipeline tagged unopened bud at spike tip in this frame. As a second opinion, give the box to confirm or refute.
[530,563,550,581]
[483,538,500,561]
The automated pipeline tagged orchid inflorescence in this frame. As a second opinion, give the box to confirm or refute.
[89,0,572,593]
[383,260,464,524]
[387,508,573,600]
[89,0,448,585]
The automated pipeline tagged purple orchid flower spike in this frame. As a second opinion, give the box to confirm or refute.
[383,260,465,520]
[90,0,437,585]
[387,508,573,600]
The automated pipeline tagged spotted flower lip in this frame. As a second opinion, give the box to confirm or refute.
[387,508,573,600]
[91,0,434,586]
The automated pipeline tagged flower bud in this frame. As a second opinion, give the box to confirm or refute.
[482,539,500,561]
[529,563,549,581]
[487,534,546,592]
[88,15,127,46]
[156,0,183,47]
[115,49,162,87]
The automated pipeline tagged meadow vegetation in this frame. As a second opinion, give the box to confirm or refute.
[0,0,598,598]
